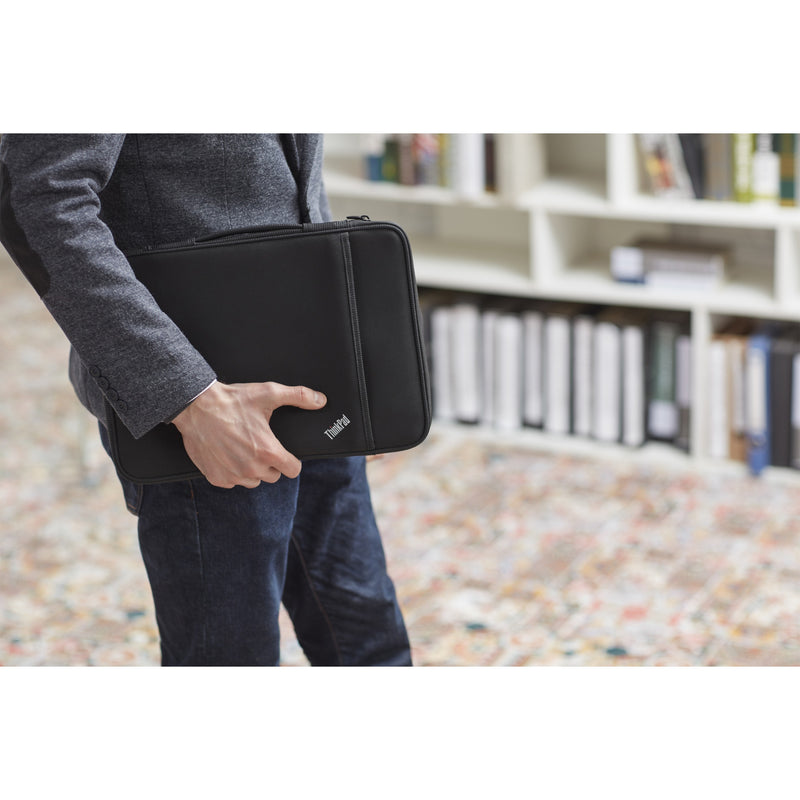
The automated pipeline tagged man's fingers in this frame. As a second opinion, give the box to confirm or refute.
[175,381,315,488]
[262,382,327,411]
[269,447,302,481]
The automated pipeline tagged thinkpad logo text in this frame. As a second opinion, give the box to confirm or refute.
[324,414,351,440]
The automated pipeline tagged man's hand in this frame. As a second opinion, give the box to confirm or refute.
[172,381,327,489]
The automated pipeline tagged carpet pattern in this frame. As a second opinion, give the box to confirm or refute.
[2,254,800,667]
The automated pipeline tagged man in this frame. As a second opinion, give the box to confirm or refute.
[0,134,412,666]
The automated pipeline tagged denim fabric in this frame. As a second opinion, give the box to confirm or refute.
[99,426,412,667]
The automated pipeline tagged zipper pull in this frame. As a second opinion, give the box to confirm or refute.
[346,215,371,221]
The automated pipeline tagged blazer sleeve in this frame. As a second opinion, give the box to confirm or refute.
[0,134,217,439]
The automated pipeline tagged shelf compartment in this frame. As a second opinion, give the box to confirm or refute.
[410,237,533,296]
[539,258,776,315]
[615,194,800,229]
[535,211,778,312]
[324,155,512,209]
[775,227,800,310]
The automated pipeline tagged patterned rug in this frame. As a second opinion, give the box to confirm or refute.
[3,254,800,667]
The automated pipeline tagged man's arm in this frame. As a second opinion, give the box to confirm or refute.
[0,134,216,437]
[0,134,325,488]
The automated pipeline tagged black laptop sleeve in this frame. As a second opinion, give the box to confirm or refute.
[105,217,432,483]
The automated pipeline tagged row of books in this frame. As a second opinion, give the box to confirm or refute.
[638,133,800,206]
[422,290,800,475]
[708,320,800,474]
[420,292,692,452]
[359,134,543,200]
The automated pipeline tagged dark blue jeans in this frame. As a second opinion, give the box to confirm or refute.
[100,426,412,666]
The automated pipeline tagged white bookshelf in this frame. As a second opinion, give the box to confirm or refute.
[322,134,800,473]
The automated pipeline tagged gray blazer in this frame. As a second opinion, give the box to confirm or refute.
[0,134,332,438]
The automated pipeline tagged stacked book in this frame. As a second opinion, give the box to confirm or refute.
[707,319,800,475]
[610,238,729,290]
[638,133,800,206]
[420,291,692,452]
[359,134,544,201]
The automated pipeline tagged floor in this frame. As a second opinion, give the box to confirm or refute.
[3,252,800,667]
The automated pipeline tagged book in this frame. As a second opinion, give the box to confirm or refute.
[751,134,780,206]
[418,291,459,423]
[796,134,800,214]
[727,334,749,463]
[381,135,399,182]
[638,134,694,199]
[495,134,545,201]
[610,243,647,283]
[397,134,415,186]
[493,313,524,431]
[572,314,595,437]
[417,289,441,386]
[437,134,451,188]
[678,134,705,199]
[360,134,386,182]
[710,318,752,463]
[622,321,647,447]
[484,134,496,193]
[449,133,486,199]
[611,238,729,290]
[449,300,482,424]
[430,304,454,422]
[647,320,682,441]
[522,308,544,428]
[480,307,499,426]
[769,334,800,468]
[707,337,730,459]
[703,134,733,201]
[543,309,573,435]
[745,331,772,475]
[792,352,800,469]
[776,133,796,207]
[413,134,441,186]
[479,296,521,427]
[592,314,622,443]
[362,133,446,187]
[732,133,754,203]
[675,334,692,452]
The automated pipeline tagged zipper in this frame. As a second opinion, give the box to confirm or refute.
[127,216,375,257]
[340,231,375,450]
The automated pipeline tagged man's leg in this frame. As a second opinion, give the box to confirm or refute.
[99,426,409,666]
[125,475,300,667]
[281,456,412,666]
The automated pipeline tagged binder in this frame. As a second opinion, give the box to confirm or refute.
[647,320,681,442]
[522,309,544,428]
[622,323,646,447]
[572,314,594,438]
[450,301,482,423]
[592,319,621,443]
[544,312,572,435]
[746,332,772,475]
[493,313,524,431]
[769,335,800,468]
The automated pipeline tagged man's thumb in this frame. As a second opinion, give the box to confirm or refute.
[268,383,327,410]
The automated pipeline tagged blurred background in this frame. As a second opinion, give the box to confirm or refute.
[4,133,800,666]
